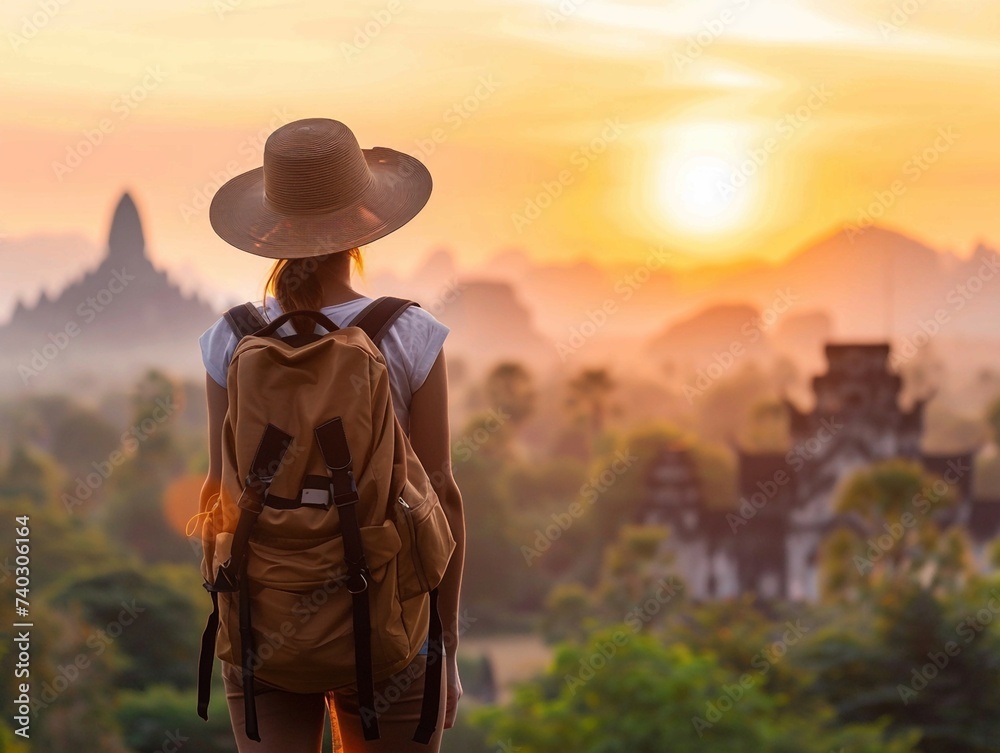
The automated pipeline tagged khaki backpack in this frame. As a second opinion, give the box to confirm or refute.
[190,297,456,744]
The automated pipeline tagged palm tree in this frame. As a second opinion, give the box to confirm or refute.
[484,361,535,425]
[566,367,616,440]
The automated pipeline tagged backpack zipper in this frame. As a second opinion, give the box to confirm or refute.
[398,496,430,593]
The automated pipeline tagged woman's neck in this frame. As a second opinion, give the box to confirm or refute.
[318,275,365,306]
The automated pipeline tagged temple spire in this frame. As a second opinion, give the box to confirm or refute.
[106,191,147,267]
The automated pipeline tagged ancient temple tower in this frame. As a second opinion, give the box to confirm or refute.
[640,341,987,603]
[0,192,217,390]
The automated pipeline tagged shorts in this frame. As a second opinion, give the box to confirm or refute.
[221,650,445,753]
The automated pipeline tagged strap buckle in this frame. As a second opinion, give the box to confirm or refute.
[328,476,361,508]
[346,569,369,594]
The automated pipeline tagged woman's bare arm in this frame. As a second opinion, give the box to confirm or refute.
[407,349,467,724]
[201,374,229,503]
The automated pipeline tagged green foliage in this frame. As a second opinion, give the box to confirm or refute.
[820,458,972,601]
[44,563,204,692]
[799,582,1000,753]
[454,450,550,624]
[474,627,917,753]
[0,721,31,753]
[664,595,815,701]
[101,372,191,563]
[457,651,499,703]
[541,582,594,644]
[0,444,58,507]
[49,406,121,474]
[25,602,131,753]
[540,524,682,644]
[115,683,233,753]
[440,703,495,753]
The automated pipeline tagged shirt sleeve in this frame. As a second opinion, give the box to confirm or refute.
[403,306,450,393]
[198,316,238,387]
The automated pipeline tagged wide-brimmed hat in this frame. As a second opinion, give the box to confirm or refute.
[209,118,432,259]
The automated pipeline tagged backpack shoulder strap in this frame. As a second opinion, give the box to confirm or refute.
[348,296,421,346]
[223,302,269,339]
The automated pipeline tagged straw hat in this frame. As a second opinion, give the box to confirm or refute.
[209,118,432,259]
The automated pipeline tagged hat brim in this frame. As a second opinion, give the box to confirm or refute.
[209,147,432,259]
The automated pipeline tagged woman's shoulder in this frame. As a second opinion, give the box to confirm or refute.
[390,302,449,392]
[394,300,450,344]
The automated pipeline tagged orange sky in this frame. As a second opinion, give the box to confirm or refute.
[3,0,1000,302]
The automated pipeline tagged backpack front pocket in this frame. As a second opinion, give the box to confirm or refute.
[230,520,411,693]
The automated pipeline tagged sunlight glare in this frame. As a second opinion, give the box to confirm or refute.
[652,126,759,237]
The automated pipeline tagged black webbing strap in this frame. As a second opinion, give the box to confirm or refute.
[239,554,260,741]
[224,301,269,339]
[413,588,445,744]
[196,589,219,721]
[219,424,294,589]
[347,296,420,349]
[196,423,293,738]
[314,417,379,741]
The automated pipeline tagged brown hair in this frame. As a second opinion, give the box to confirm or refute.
[263,248,365,333]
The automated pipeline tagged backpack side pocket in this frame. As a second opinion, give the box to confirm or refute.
[394,479,456,602]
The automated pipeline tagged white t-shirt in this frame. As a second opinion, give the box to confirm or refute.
[198,295,450,435]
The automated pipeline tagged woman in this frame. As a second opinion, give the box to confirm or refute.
[196,118,465,752]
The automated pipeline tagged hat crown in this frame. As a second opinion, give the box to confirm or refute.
[262,119,374,214]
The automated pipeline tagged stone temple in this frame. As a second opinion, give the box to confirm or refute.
[638,343,1000,602]
[0,193,217,392]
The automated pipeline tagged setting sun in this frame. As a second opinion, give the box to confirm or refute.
[651,124,759,239]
